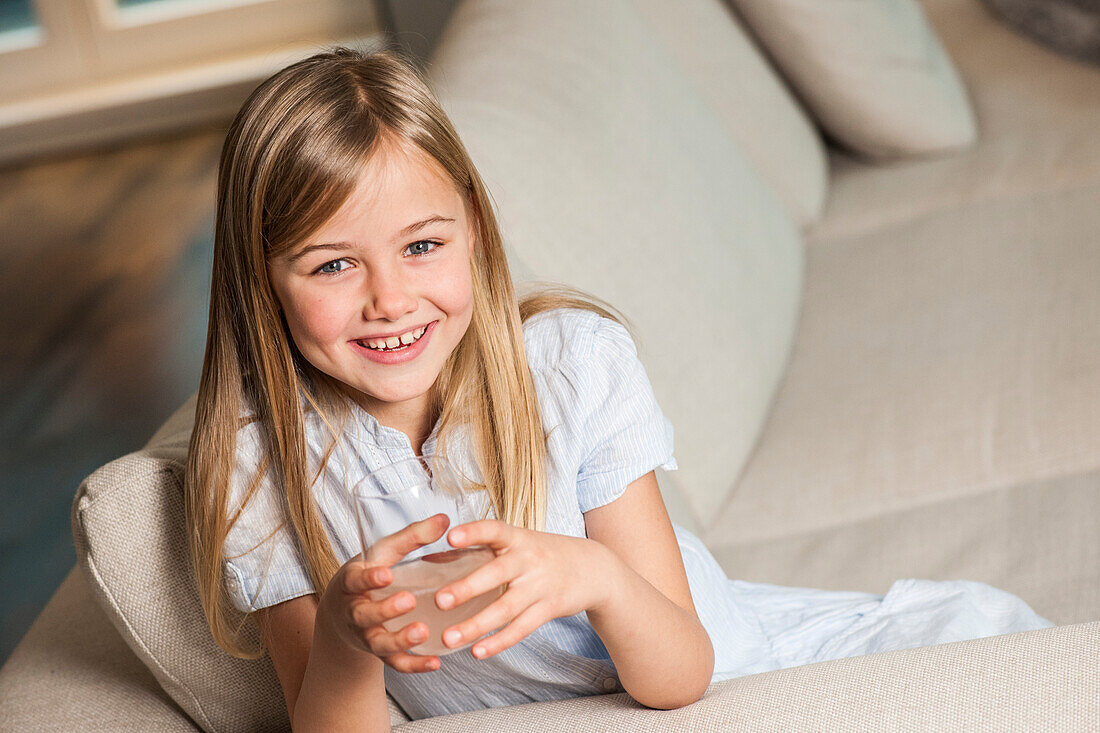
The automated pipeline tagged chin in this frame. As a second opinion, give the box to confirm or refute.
[352,377,436,406]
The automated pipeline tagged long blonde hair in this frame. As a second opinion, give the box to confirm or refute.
[184,47,633,657]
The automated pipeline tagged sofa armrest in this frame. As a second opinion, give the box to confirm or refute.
[391,620,1099,731]
[3,566,1096,731]
[0,566,197,732]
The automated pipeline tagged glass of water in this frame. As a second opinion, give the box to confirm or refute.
[351,453,501,656]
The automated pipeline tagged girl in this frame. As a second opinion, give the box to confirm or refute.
[185,47,1053,728]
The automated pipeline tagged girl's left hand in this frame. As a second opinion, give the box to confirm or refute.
[433,520,615,659]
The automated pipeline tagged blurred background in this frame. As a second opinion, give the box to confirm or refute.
[0,0,457,665]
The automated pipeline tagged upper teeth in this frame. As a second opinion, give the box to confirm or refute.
[364,325,427,350]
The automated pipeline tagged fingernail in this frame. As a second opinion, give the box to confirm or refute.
[472,645,486,658]
[437,592,454,609]
[409,628,426,642]
[395,594,414,612]
[443,630,462,647]
[450,530,464,543]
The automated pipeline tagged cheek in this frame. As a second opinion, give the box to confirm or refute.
[284,293,349,350]
[437,259,476,315]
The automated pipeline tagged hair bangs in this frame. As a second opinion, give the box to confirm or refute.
[259,95,385,260]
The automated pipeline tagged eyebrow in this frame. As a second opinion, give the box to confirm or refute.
[287,215,457,263]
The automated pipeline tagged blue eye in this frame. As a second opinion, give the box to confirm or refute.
[317,258,351,275]
[406,240,442,257]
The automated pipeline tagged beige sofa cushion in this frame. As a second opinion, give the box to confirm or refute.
[727,0,977,159]
[707,468,1100,627]
[712,179,1100,542]
[71,396,410,732]
[430,0,805,525]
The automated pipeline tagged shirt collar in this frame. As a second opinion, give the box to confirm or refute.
[349,399,442,456]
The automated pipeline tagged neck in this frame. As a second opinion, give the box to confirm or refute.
[356,393,437,455]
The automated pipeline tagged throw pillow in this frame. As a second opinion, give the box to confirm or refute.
[72,395,410,732]
[726,0,978,159]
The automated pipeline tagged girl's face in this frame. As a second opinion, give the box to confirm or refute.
[267,137,476,431]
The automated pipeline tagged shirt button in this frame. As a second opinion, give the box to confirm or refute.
[601,677,619,692]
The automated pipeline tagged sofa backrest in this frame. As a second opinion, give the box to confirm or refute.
[626,0,828,225]
[428,0,807,526]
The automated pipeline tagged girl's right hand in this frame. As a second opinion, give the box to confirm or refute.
[316,513,451,674]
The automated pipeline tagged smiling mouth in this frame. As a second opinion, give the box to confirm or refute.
[355,321,436,352]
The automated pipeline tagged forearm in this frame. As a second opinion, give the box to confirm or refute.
[292,601,392,732]
[585,542,714,709]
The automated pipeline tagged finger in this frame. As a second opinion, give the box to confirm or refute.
[343,563,393,595]
[382,651,441,674]
[348,590,416,629]
[439,587,529,651]
[447,519,513,551]
[467,602,548,660]
[364,619,432,657]
[366,513,450,566]
[435,554,515,611]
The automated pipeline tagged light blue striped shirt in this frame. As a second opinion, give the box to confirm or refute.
[224,307,1053,719]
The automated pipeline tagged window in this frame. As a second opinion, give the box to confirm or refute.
[0,0,383,163]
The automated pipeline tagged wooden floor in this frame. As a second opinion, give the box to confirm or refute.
[0,127,226,663]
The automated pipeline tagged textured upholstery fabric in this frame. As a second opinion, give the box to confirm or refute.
[389,621,1099,731]
[71,399,411,732]
[708,469,1100,627]
[73,448,288,732]
[813,0,1100,242]
[428,0,828,228]
[712,182,1100,541]
[0,568,198,732]
[429,0,804,525]
[626,0,828,225]
[727,0,977,159]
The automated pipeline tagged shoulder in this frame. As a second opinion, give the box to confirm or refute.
[232,416,264,474]
[227,416,274,513]
[227,411,311,532]
[227,405,329,508]
[522,306,635,374]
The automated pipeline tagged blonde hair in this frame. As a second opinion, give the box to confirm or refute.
[184,47,634,657]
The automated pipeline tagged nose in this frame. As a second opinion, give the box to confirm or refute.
[361,265,417,322]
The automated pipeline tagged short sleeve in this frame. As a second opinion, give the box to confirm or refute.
[571,317,678,512]
[223,422,316,613]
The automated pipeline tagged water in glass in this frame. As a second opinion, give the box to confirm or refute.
[370,546,500,655]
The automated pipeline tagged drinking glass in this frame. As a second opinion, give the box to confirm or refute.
[351,453,501,656]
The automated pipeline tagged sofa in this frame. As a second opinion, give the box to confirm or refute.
[1,0,1098,729]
